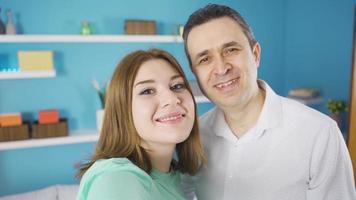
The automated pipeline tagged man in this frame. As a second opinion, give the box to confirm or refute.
[182,4,356,200]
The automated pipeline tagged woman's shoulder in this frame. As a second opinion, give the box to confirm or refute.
[85,157,151,182]
[78,158,153,200]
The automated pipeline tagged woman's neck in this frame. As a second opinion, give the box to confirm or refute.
[145,144,175,173]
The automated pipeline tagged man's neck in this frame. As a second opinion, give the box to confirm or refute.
[223,86,266,138]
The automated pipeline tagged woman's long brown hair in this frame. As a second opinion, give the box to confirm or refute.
[77,49,205,178]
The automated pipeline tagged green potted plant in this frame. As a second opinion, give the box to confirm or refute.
[326,99,348,127]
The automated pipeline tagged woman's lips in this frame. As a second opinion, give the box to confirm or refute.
[156,113,185,123]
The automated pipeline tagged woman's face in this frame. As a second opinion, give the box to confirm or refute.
[132,59,195,149]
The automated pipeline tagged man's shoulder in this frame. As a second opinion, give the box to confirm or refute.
[279,96,334,127]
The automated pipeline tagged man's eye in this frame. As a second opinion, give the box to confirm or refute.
[171,83,186,91]
[139,88,155,95]
[199,57,209,64]
[224,48,239,55]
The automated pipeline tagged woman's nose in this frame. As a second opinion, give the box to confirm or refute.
[160,90,181,107]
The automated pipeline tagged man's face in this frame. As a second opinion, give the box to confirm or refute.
[186,17,261,109]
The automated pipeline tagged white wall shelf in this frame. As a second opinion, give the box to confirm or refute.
[189,81,210,103]
[0,130,99,151]
[288,96,323,106]
[0,70,56,80]
[0,35,183,43]
[194,96,210,103]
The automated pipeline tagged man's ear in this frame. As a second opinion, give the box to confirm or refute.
[252,42,261,67]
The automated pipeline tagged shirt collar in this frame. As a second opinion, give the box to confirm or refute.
[211,80,283,141]
[256,80,283,131]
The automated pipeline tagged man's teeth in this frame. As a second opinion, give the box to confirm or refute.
[216,79,237,89]
[158,115,183,122]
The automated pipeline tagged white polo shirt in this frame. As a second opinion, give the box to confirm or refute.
[182,81,356,200]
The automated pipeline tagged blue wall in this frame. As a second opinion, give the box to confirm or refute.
[284,0,356,114]
[0,0,286,131]
[0,0,354,196]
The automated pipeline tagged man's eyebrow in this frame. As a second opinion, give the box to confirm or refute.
[194,50,209,61]
[222,41,242,49]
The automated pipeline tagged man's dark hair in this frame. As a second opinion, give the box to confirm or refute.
[183,4,257,68]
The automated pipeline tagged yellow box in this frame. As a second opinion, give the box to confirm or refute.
[18,51,54,71]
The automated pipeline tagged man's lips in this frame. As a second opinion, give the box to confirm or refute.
[155,112,185,122]
[214,78,239,89]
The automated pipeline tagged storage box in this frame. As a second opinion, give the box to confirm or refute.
[0,123,30,142]
[124,20,156,35]
[38,109,59,124]
[18,51,54,71]
[32,118,68,138]
[0,113,22,127]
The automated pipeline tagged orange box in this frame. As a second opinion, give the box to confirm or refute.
[38,109,59,124]
[0,113,22,127]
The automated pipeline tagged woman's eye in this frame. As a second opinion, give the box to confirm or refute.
[139,88,155,95]
[171,83,186,91]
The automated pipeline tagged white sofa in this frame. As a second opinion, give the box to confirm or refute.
[0,185,78,200]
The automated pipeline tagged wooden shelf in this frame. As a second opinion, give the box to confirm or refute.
[0,130,98,151]
[0,35,183,43]
[0,70,56,80]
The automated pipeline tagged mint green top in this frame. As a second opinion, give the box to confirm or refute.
[77,158,186,200]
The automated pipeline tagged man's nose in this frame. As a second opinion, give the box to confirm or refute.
[214,57,231,76]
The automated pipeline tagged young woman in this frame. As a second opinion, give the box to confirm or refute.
[77,49,205,200]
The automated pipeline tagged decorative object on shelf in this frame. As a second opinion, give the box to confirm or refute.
[92,79,107,109]
[0,113,29,142]
[326,99,348,128]
[0,122,30,142]
[92,79,108,131]
[18,51,54,71]
[288,87,320,99]
[38,109,59,124]
[0,7,6,34]
[5,9,16,35]
[288,87,322,106]
[96,109,104,131]
[80,20,92,35]
[178,24,184,37]
[125,20,156,35]
[32,118,68,138]
[0,112,22,127]
[0,67,19,73]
